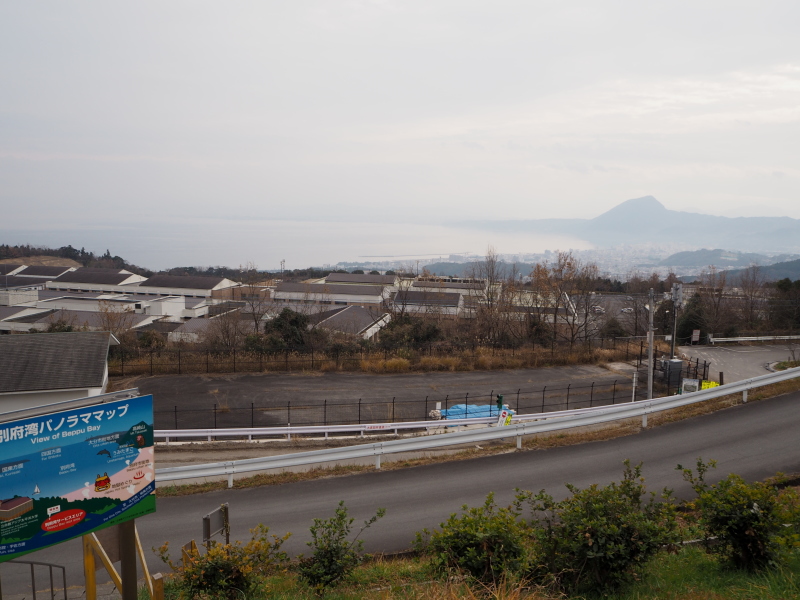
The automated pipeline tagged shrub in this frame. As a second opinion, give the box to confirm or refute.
[414,492,531,584]
[526,460,678,594]
[383,358,411,372]
[678,458,788,570]
[298,501,385,595]
[156,524,290,599]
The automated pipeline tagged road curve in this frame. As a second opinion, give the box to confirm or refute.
[2,391,799,594]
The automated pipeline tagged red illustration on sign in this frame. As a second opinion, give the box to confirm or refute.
[41,509,86,532]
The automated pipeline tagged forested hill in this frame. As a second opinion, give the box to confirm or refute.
[0,244,152,276]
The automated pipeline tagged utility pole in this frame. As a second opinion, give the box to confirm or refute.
[648,287,654,400]
[670,283,683,359]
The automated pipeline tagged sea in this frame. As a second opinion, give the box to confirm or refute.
[1,218,590,271]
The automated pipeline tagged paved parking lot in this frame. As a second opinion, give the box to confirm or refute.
[134,364,627,429]
[678,343,798,383]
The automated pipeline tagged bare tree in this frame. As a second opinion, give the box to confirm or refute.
[203,308,249,351]
[696,266,731,336]
[466,246,508,343]
[238,261,277,333]
[736,264,766,330]
[621,272,655,337]
[44,309,79,333]
[388,263,419,320]
[528,252,600,349]
[97,300,138,341]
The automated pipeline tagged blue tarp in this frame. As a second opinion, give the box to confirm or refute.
[440,404,506,420]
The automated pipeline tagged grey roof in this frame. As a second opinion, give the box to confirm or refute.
[0,264,24,275]
[394,290,462,307]
[0,306,30,320]
[325,273,396,285]
[184,297,207,309]
[5,309,57,324]
[37,290,105,300]
[1,276,46,289]
[276,282,385,296]
[174,318,214,334]
[51,269,134,286]
[315,306,385,335]
[17,266,74,277]
[412,281,484,290]
[136,321,182,334]
[142,274,227,290]
[308,307,349,324]
[0,332,113,393]
[32,309,152,329]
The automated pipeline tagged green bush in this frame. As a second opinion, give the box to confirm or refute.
[298,501,385,595]
[156,524,290,599]
[526,460,678,595]
[414,492,531,584]
[679,458,788,571]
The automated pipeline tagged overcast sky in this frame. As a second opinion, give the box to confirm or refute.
[1,2,799,266]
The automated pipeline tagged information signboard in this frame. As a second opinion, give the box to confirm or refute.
[681,378,700,393]
[0,395,155,562]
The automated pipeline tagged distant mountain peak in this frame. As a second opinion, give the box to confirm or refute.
[593,196,666,222]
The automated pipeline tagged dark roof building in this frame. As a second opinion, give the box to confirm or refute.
[0,331,117,412]
[49,268,146,287]
[393,290,464,317]
[325,273,397,286]
[412,280,484,291]
[0,265,25,276]
[0,275,46,290]
[394,290,462,307]
[311,305,390,340]
[142,274,226,289]
[16,265,75,278]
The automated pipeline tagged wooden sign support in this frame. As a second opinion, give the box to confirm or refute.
[83,520,164,600]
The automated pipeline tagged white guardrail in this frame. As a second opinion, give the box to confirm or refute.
[710,334,800,344]
[154,367,800,487]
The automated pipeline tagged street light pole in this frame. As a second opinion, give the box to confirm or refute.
[670,283,682,359]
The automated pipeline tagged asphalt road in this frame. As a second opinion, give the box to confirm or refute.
[679,343,799,383]
[3,389,799,596]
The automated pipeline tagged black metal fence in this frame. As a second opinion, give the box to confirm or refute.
[154,380,638,430]
[153,354,710,431]
[111,337,668,377]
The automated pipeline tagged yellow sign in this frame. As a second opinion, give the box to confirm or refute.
[701,380,720,390]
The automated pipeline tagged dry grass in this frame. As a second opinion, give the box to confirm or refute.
[360,357,412,373]
[157,447,506,497]
[417,356,464,371]
[0,255,82,267]
[109,343,648,378]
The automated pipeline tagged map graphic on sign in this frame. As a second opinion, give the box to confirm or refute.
[0,395,155,562]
